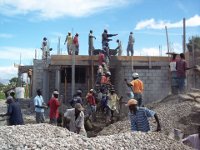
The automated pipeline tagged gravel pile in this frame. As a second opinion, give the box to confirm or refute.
[0,124,191,150]
[99,93,199,136]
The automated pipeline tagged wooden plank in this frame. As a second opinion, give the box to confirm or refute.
[50,55,169,66]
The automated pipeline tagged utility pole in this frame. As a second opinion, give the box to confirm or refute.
[57,36,61,54]
[183,18,186,53]
[165,26,170,54]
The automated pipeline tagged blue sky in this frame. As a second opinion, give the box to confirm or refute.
[0,0,200,83]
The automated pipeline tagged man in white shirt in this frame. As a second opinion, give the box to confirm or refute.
[64,103,87,136]
[34,89,47,123]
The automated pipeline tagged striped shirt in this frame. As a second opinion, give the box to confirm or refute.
[128,107,155,132]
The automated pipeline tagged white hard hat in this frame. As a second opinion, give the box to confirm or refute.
[132,73,139,78]
[53,91,59,95]
[106,71,111,76]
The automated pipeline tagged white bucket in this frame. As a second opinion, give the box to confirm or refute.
[15,87,25,99]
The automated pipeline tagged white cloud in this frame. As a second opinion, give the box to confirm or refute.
[135,14,200,30]
[0,33,13,38]
[0,46,42,60]
[135,43,183,56]
[0,0,135,20]
[0,65,18,84]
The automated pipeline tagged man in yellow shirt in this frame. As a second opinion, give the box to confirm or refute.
[125,73,144,106]
[64,32,73,55]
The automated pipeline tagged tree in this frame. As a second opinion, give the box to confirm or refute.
[9,77,18,87]
[187,36,200,52]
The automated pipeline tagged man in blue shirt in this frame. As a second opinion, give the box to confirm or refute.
[0,96,24,125]
[127,99,161,132]
[34,89,47,123]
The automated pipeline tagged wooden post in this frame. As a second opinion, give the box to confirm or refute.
[183,18,186,53]
[91,50,94,88]
[71,45,75,97]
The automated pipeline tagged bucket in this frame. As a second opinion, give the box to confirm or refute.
[15,87,25,99]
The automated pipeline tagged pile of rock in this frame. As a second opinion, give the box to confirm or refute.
[0,124,191,150]
[99,93,200,137]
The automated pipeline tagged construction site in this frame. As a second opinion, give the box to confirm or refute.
[0,37,199,149]
[0,6,200,148]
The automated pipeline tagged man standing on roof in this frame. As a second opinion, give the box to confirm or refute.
[64,103,87,136]
[88,30,96,56]
[126,99,161,132]
[127,32,135,56]
[102,29,118,48]
[125,73,144,107]
[64,32,73,55]
[48,91,61,125]
[115,39,122,56]
[73,33,79,55]
[41,37,48,59]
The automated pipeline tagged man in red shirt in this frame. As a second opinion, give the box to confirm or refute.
[48,91,61,125]
[98,51,105,65]
[73,33,79,55]
[86,89,96,122]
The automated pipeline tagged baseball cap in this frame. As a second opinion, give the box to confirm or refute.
[125,99,138,106]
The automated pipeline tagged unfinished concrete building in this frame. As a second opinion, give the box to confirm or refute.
[18,48,200,104]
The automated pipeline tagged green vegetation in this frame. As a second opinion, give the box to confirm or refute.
[187,36,200,51]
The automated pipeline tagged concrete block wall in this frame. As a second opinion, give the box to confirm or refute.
[187,50,200,90]
[115,61,170,104]
[32,59,44,97]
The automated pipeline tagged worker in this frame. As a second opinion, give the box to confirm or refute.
[88,30,96,55]
[64,32,73,55]
[106,88,120,123]
[96,65,103,85]
[9,90,19,102]
[98,51,105,65]
[176,53,188,94]
[41,37,48,59]
[169,53,178,94]
[47,91,61,125]
[125,73,144,107]
[0,96,24,125]
[126,99,161,132]
[70,90,83,107]
[103,42,110,65]
[115,39,122,56]
[102,29,118,48]
[86,89,96,122]
[127,32,135,56]
[101,71,111,85]
[182,126,200,150]
[102,62,109,74]
[64,103,87,136]
[34,89,47,123]
[73,33,79,55]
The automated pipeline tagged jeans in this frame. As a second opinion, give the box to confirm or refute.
[134,93,143,107]
[36,112,45,123]
[177,77,186,93]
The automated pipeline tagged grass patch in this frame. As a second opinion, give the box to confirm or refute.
[0,92,5,100]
